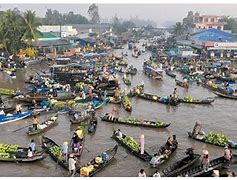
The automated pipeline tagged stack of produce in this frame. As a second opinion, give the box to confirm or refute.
[127,117,137,124]
[0,144,19,159]
[122,136,140,152]
[184,96,194,102]
[122,95,132,109]
[155,120,165,127]
[0,88,16,95]
[49,145,64,160]
[206,132,228,146]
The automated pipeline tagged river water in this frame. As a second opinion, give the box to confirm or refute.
[0,40,237,177]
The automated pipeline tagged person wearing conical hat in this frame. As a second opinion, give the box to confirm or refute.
[201,150,209,172]
[61,141,69,163]
[212,170,219,177]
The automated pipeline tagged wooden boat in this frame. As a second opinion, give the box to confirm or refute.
[128,84,144,97]
[13,93,76,102]
[79,145,118,177]
[101,115,170,129]
[121,95,132,112]
[188,132,237,149]
[125,67,137,75]
[111,131,152,161]
[41,136,74,170]
[175,79,189,88]
[0,106,15,114]
[117,60,128,67]
[151,142,178,168]
[70,110,91,124]
[165,69,176,78]
[0,145,46,162]
[70,126,85,157]
[123,77,131,86]
[27,114,58,135]
[0,111,33,125]
[178,97,215,104]
[212,91,237,99]
[161,153,201,177]
[137,92,179,106]
[0,88,16,96]
[143,66,163,80]
[88,118,97,134]
[175,154,237,177]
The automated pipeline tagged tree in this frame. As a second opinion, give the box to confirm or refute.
[223,17,237,34]
[88,4,100,24]
[183,11,194,30]
[22,10,41,45]
[173,22,185,36]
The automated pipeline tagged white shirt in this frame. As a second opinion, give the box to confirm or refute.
[28,150,33,158]
[138,172,146,177]
[69,157,76,170]
[153,172,161,177]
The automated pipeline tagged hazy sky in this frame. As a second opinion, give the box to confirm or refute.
[1,4,237,27]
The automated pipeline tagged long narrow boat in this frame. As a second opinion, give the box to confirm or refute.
[0,144,46,162]
[151,142,178,168]
[70,111,91,124]
[122,77,131,86]
[27,114,58,135]
[178,97,215,104]
[212,91,237,99]
[161,153,201,177]
[175,155,237,177]
[137,92,179,106]
[42,136,78,171]
[0,111,33,125]
[121,95,132,112]
[125,67,137,75]
[111,131,152,161]
[78,145,118,177]
[188,132,237,149]
[175,79,189,88]
[101,115,170,128]
[165,69,176,78]
[13,92,76,102]
[70,126,85,157]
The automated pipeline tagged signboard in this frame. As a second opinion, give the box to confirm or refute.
[214,42,237,48]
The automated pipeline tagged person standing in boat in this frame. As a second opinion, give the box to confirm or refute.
[29,139,36,152]
[32,115,39,130]
[201,150,210,172]
[224,145,232,164]
[68,154,77,177]
[138,169,146,177]
[16,103,22,114]
[109,106,118,121]
[61,141,69,163]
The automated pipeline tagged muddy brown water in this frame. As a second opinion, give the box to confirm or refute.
[0,40,237,177]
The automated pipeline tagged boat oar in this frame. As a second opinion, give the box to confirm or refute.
[12,124,32,133]
[84,147,90,153]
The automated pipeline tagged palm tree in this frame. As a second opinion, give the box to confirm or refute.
[22,10,41,46]
[173,22,185,37]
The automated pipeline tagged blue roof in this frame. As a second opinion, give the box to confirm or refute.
[192,28,237,42]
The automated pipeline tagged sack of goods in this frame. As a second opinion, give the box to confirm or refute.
[80,165,94,177]
[76,129,84,139]
[95,156,102,164]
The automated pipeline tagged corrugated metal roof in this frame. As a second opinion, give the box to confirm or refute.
[192,28,237,42]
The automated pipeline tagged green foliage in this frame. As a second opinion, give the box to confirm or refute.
[112,16,136,34]
[224,18,237,34]
[49,145,64,160]
[122,136,140,152]
[0,144,19,159]
[173,22,185,36]
[88,4,100,24]
[42,9,89,25]
[206,132,228,146]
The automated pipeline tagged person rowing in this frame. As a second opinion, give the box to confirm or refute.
[191,121,206,139]
[108,106,118,121]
